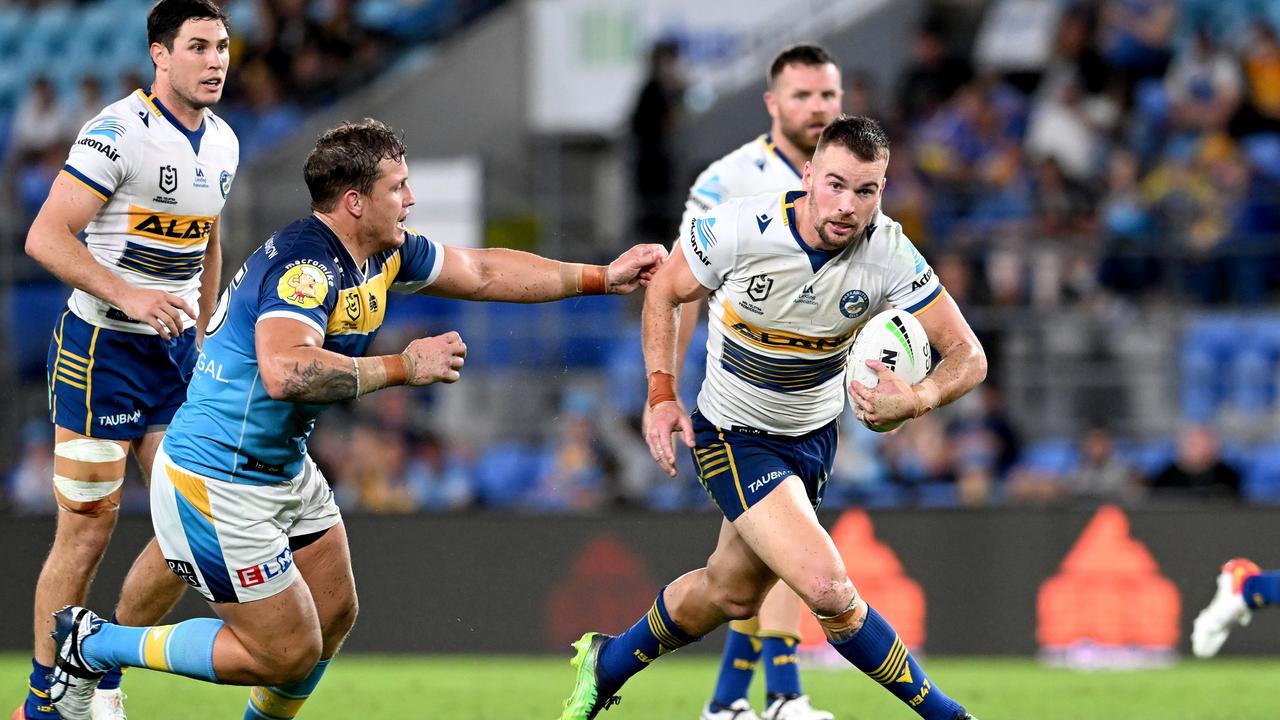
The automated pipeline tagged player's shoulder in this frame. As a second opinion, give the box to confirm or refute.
[258,216,338,269]
[202,107,240,149]
[865,210,926,266]
[73,92,150,143]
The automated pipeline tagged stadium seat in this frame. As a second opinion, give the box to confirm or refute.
[1243,443,1280,503]
[1020,437,1080,477]
[472,442,539,507]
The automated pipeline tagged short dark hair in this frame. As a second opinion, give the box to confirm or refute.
[304,119,407,212]
[768,44,838,87]
[147,0,229,50]
[815,115,890,162]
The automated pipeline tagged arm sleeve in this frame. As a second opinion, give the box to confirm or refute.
[389,231,445,293]
[256,250,340,338]
[683,200,742,291]
[883,224,945,314]
[61,111,142,202]
[678,159,731,240]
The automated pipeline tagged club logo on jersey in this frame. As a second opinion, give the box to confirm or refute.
[839,289,870,319]
[128,206,215,245]
[277,262,330,309]
[159,165,178,194]
[193,167,208,188]
[747,274,773,301]
[344,290,361,321]
[220,170,233,198]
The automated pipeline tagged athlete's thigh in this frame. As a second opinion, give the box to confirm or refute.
[211,567,322,661]
[291,522,356,635]
[51,426,129,514]
[705,516,776,598]
[731,476,846,597]
[132,429,164,481]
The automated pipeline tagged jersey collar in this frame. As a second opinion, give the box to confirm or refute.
[137,87,206,155]
[782,191,877,273]
[762,133,803,180]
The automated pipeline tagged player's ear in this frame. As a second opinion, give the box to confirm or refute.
[150,42,168,72]
[343,189,362,217]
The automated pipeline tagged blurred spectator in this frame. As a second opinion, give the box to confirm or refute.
[1097,149,1159,295]
[1164,28,1243,133]
[896,16,972,125]
[9,76,67,160]
[63,76,105,137]
[529,389,619,511]
[404,430,476,511]
[1231,19,1280,135]
[630,39,685,243]
[5,422,55,514]
[1070,426,1140,502]
[1147,424,1242,500]
[881,413,956,499]
[1025,75,1113,183]
[1098,0,1176,87]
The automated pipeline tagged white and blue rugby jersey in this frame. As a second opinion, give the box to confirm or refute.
[679,133,804,234]
[60,88,239,334]
[163,216,444,484]
[685,190,944,435]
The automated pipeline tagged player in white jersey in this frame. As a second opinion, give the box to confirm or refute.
[559,117,987,720]
[15,3,235,719]
[673,44,842,720]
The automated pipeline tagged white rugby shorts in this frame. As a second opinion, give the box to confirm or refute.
[150,445,341,603]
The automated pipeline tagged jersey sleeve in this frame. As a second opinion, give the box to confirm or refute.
[683,200,742,290]
[883,223,944,314]
[256,249,340,337]
[678,158,732,240]
[389,231,445,293]
[61,110,142,202]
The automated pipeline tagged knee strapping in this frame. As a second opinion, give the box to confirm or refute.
[53,438,125,512]
[813,595,865,642]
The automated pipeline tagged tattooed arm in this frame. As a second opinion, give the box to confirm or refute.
[256,317,468,403]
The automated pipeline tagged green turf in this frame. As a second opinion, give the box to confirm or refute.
[3,653,1275,719]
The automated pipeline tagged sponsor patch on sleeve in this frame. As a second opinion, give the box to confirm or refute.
[276,262,330,309]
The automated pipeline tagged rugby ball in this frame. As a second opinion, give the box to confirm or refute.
[847,308,932,432]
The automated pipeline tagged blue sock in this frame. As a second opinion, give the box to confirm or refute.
[22,659,59,720]
[244,658,331,719]
[710,628,760,708]
[82,618,223,683]
[1243,571,1280,610]
[830,605,964,720]
[596,586,700,696]
[761,635,802,699]
[96,613,125,691]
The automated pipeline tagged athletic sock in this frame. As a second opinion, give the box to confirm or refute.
[710,627,760,708]
[1243,571,1280,610]
[81,618,223,682]
[243,658,331,720]
[830,605,964,720]
[21,659,59,720]
[95,613,125,691]
[761,634,802,700]
[595,586,700,697]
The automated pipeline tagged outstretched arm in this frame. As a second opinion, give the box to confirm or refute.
[642,244,712,475]
[422,244,667,302]
[256,317,467,403]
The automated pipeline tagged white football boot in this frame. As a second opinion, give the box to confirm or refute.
[1192,558,1260,658]
[762,695,834,720]
[48,606,106,720]
[701,698,761,720]
[90,688,127,720]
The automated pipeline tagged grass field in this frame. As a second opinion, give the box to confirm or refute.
[3,653,1272,719]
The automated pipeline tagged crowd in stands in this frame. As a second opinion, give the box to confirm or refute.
[4,0,1280,515]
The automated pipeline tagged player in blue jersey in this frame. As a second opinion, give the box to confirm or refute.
[43,118,666,720]
[559,117,986,720]
[16,3,236,719]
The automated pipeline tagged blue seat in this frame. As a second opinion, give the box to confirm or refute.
[1243,443,1280,503]
[1020,437,1079,476]
[472,442,539,507]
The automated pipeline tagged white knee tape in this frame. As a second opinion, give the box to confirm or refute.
[54,438,127,463]
[53,475,124,502]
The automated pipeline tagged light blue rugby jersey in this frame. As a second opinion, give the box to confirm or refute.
[164,215,443,484]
